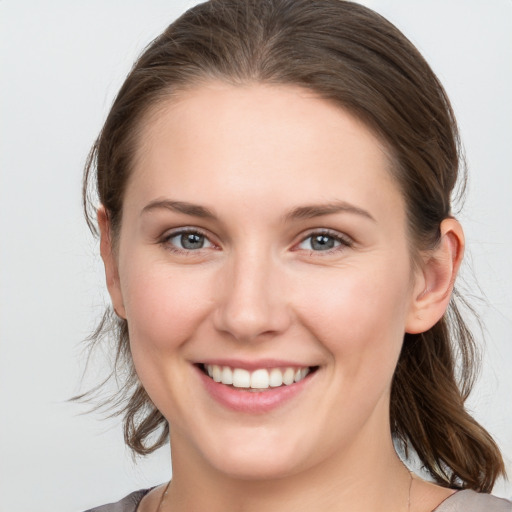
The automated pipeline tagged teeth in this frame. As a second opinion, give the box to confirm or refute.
[294,367,308,383]
[232,368,251,388]
[269,368,283,387]
[221,366,233,385]
[212,365,222,382]
[250,369,269,389]
[284,367,295,385]
[204,364,311,389]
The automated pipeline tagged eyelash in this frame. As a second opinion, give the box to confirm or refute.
[161,228,216,254]
[295,230,354,255]
[160,228,353,255]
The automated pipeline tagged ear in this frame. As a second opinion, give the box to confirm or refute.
[97,206,126,319]
[405,218,464,334]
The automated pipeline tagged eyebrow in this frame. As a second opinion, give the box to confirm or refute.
[141,199,216,219]
[141,198,375,223]
[285,201,376,222]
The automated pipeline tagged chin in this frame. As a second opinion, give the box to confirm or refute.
[213,454,305,481]
[199,431,316,481]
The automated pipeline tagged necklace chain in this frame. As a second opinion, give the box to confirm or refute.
[155,471,413,512]
[408,470,413,512]
[155,480,171,512]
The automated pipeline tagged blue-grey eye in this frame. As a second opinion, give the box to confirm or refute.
[169,231,212,250]
[299,233,342,251]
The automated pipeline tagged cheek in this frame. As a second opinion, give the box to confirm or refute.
[119,256,215,352]
[285,259,415,443]
[295,261,412,369]
[117,257,218,412]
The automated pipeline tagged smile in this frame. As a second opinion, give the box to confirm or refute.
[201,364,315,390]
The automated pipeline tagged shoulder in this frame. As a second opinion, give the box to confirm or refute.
[434,489,512,512]
[83,489,151,512]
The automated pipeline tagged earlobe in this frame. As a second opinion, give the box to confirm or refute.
[97,206,126,319]
[405,218,464,334]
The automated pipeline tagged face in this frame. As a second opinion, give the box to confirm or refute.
[103,83,426,480]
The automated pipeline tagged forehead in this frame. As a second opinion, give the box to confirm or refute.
[126,82,403,223]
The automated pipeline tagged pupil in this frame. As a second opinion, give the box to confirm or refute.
[311,235,334,250]
[181,233,204,249]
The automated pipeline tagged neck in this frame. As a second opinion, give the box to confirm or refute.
[165,427,411,512]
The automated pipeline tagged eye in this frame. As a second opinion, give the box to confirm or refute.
[166,230,214,251]
[297,231,352,252]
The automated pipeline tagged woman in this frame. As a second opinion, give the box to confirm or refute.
[82,0,510,511]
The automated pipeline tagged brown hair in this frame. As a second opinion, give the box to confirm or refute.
[82,0,505,491]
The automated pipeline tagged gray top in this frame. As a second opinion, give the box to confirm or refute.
[85,488,512,512]
[433,490,511,511]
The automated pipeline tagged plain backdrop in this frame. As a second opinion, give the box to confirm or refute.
[0,1,511,511]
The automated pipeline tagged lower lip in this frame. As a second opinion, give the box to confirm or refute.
[196,367,314,413]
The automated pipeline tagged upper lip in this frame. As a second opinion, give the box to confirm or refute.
[196,359,316,371]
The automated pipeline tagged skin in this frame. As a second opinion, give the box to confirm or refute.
[99,82,464,512]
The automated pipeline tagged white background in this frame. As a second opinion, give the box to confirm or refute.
[0,1,511,511]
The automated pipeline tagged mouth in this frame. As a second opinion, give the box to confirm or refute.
[198,363,319,391]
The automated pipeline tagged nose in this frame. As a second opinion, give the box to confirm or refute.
[213,249,292,343]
